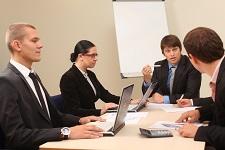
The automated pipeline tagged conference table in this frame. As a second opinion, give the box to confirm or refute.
[39,105,205,150]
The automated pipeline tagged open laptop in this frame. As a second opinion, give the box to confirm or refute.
[107,82,157,113]
[95,84,134,136]
[128,82,157,112]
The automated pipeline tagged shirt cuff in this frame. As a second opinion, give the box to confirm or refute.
[163,96,170,104]
[190,99,194,106]
[143,81,151,87]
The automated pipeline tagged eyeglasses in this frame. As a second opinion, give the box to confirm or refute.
[83,53,98,58]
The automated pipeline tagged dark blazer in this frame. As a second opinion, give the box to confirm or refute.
[142,55,202,103]
[60,65,120,117]
[0,63,80,150]
[192,97,214,106]
[194,58,225,150]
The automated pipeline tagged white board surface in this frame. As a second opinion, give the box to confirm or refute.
[113,1,168,77]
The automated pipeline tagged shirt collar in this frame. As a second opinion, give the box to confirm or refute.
[75,63,87,77]
[168,62,177,69]
[210,55,225,84]
[10,59,34,78]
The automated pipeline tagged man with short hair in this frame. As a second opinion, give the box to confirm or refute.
[142,34,202,104]
[177,27,225,150]
[0,23,103,149]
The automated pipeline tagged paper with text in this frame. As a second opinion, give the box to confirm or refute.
[103,112,148,124]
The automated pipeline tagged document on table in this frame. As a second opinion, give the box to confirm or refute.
[146,103,198,112]
[103,112,148,124]
[150,121,203,130]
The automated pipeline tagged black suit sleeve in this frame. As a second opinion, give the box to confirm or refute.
[142,83,147,94]
[195,125,225,150]
[194,104,225,150]
[0,77,75,149]
[60,74,102,117]
[192,97,214,106]
[91,73,120,104]
[197,104,215,122]
[195,103,225,149]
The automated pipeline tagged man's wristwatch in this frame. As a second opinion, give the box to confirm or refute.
[60,127,71,140]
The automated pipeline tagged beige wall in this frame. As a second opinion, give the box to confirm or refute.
[0,0,223,106]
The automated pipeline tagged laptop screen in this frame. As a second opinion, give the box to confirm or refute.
[113,84,134,131]
[137,81,158,108]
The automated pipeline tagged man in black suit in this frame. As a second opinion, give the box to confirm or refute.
[0,23,103,150]
[176,27,225,150]
[142,34,202,104]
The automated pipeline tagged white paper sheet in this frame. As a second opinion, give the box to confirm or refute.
[103,112,148,124]
[150,121,203,130]
[146,103,198,112]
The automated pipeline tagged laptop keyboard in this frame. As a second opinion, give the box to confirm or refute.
[128,104,138,110]
[96,121,114,132]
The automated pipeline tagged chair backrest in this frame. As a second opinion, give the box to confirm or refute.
[50,94,64,112]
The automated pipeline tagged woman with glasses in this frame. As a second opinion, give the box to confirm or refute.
[60,40,120,117]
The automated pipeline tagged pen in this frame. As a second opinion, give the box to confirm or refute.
[176,94,184,106]
[153,65,161,68]
[179,94,184,100]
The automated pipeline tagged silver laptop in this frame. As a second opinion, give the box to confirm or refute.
[96,84,134,136]
[107,82,157,113]
[128,82,157,112]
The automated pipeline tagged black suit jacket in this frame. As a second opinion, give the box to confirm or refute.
[192,97,214,106]
[0,63,80,150]
[142,55,201,103]
[60,65,120,117]
[194,58,225,150]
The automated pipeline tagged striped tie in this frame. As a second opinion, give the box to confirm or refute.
[169,66,176,95]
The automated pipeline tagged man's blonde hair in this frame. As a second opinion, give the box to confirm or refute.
[5,23,36,51]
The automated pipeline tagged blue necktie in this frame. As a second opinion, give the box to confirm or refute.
[168,66,176,95]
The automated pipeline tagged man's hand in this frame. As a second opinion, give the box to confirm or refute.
[151,92,163,103]
[142,65,152,83]
[79,116,104,124]
[177,99,192,107]
[101,103,118,115]
[176,110,200,123]
[69,125,103,139]
[130,99,140,104]
[178,124,199,138]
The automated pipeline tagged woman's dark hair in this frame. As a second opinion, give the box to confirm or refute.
[70,40,95,62]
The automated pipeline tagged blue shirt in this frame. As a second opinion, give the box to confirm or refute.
[143,63,177,104]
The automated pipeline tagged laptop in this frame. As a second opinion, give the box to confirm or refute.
[107,82,157,113]
[128,82,157,112]
[95,84,134,136]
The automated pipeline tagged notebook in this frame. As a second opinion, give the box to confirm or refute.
[108,82,157,113]
[95,84,134,136]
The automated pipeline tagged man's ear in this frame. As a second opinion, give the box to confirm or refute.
[189,54,199,64]
[11,40,22,52]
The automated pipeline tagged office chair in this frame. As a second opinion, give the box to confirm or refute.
[50,94,64,112]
